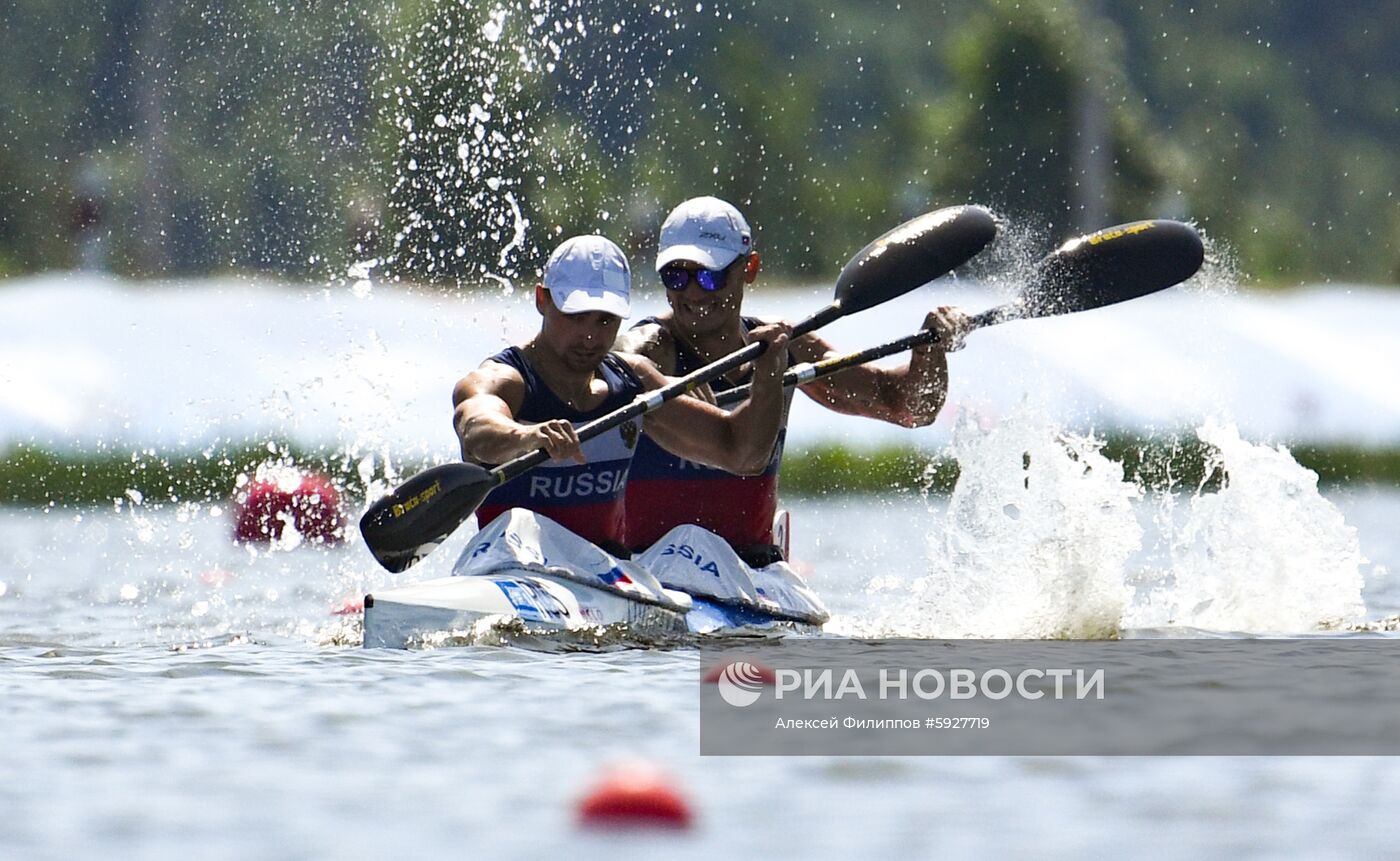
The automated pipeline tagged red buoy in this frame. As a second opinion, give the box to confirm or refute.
[577,763,694,830]
[331,597,365,616]
[232,471,346,545]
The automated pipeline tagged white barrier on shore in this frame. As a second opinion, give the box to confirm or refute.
[2,272,1395,452]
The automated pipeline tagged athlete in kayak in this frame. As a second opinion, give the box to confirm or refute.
[617,196,969,564]
[451,233,792,557]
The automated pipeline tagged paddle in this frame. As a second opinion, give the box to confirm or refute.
[360,204,998,572]
[713,219,1205,407]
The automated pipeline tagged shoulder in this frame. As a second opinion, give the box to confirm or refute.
[614,318,676,370]
[453,355,526,411]
[612,350,666,389]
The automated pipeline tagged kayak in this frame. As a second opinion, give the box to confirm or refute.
[362,509,828,649]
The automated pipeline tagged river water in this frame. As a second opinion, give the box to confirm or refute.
[4,468,1400,858]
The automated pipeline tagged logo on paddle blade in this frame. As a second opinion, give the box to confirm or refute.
[716,661,767,708]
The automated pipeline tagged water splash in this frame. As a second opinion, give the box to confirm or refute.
[1186,228,1242,297]
[1127,420,1365,632]
[846,408,1367,640]
[914,407,1140,638]
[380,0,691,287]
[964,217,1051,297]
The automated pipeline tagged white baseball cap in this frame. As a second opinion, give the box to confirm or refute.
[655,196,752,272]
[543,235,631,317]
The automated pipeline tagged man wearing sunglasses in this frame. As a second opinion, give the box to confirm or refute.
[451,234,793,557]
[618,196,968,565]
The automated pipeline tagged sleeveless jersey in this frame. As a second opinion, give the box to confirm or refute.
[475,347,645,550]
[623,316,793,552]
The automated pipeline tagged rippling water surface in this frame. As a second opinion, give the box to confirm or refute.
[4,483,1400,859]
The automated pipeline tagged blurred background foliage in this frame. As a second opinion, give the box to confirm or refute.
[1,0,1396,287]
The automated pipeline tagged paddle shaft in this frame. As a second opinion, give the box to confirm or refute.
[712,303,1018,408]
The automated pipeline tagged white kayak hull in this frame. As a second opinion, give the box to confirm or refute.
[362,569,820,649]
[362,570,687,648]
[361,510,828,649]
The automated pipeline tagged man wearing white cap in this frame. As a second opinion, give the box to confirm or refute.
[451,234,792,555]
[618,197,968,563]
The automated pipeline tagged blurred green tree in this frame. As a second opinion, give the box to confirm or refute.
[0,0,1396,286]
[919,0,1173,240]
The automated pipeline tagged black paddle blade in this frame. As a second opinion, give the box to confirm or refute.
[834,205,997,315]
[359,462,495,572]
[1021,220,1205,319]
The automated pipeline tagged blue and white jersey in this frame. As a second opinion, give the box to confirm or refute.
[475,346,645,549]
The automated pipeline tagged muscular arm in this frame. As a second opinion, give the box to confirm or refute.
[625,325,790,475]
[451,362,585,464]
[791,306,966,428]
